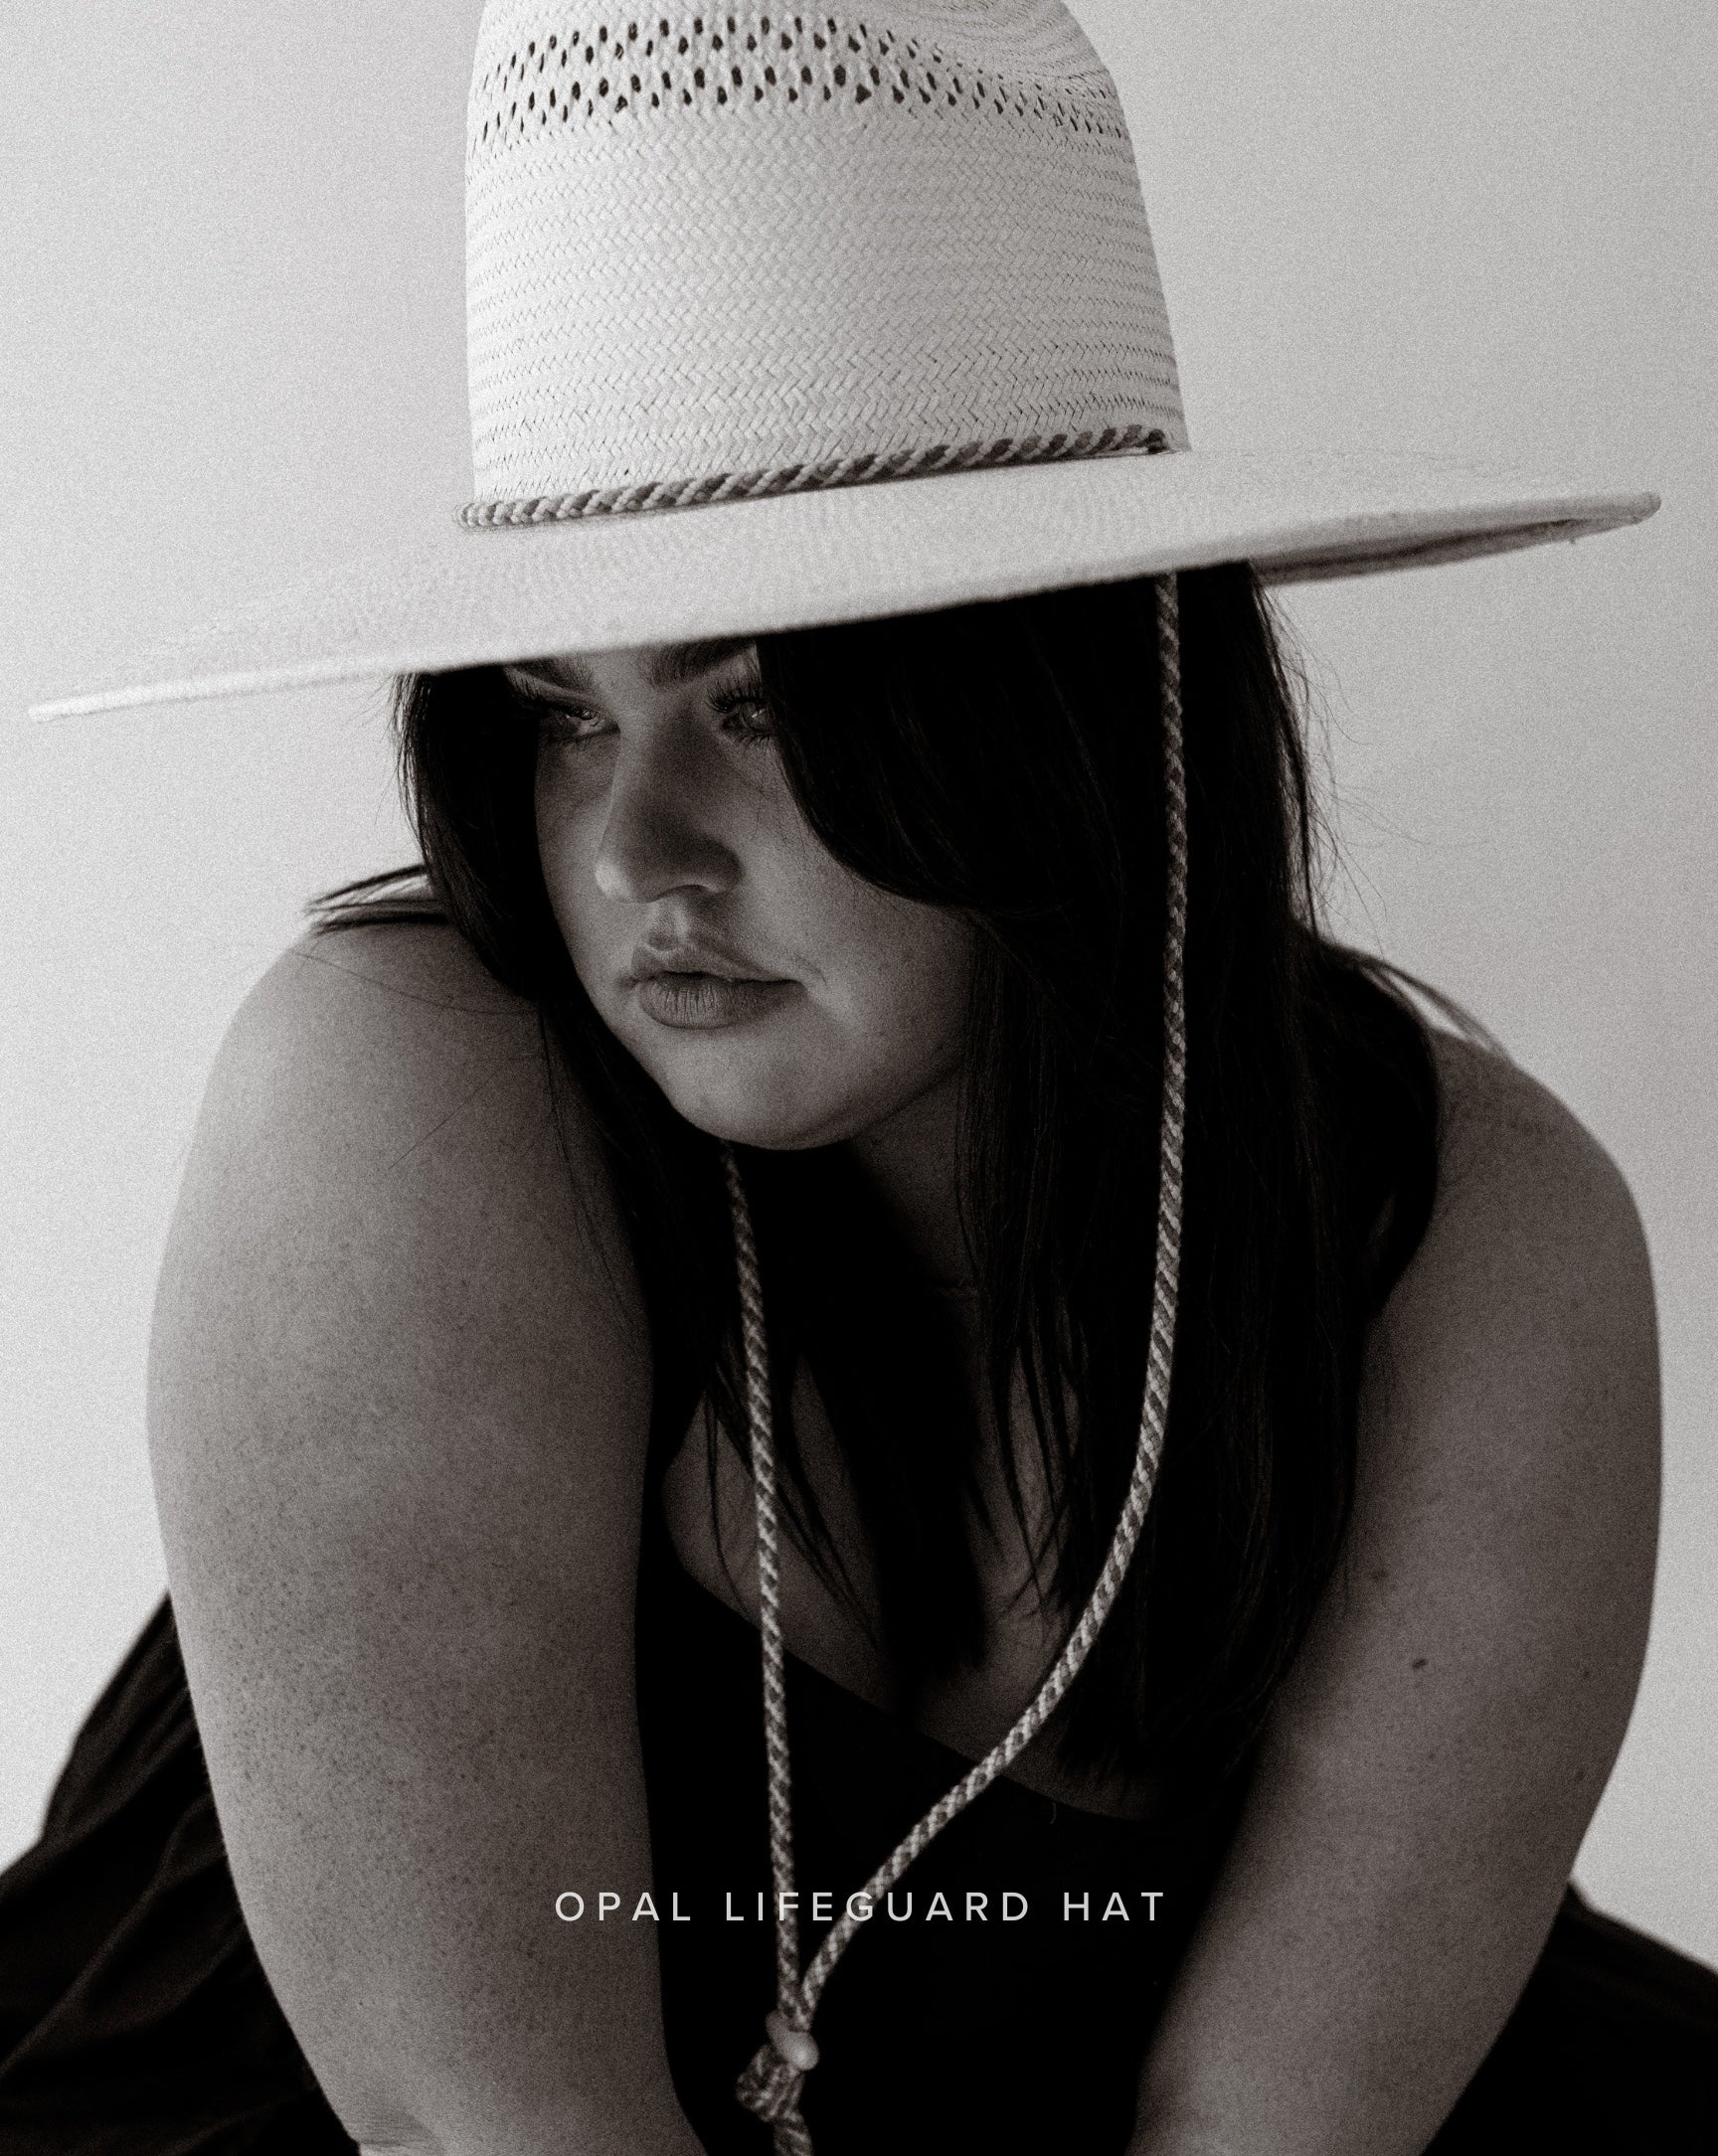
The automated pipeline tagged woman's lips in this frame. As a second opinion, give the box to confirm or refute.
[632,971,798,1030]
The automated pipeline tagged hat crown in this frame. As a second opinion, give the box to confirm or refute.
[463,0,1187,513]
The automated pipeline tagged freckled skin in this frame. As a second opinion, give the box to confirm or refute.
[530,642,973,1157]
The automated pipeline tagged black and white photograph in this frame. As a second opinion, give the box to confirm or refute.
[3,3,1714,2150]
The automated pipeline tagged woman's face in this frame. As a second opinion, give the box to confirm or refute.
[525,637,973,1150]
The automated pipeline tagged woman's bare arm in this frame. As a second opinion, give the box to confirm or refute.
[1127,1034,1660,2156]
[148,924,704,2156]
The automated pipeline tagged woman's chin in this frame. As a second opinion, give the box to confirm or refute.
[663,1084,850,1153]
[642,1051,871,1154]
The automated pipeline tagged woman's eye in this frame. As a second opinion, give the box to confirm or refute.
[713,690,775,746]
[535,704,614,747]
[504,665,773,750]
[502,666,611,746]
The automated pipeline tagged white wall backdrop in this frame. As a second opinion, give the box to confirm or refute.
[4,1,1714,1961]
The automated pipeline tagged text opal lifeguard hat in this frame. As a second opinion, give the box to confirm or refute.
[31,0,1657,720]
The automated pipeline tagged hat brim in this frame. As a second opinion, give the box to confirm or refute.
[29,447,1657,719]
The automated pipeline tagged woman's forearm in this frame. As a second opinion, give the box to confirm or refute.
[1125,2106,1251,2156]
[354,2112,709,2156]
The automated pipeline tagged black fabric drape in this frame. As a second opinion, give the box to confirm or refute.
[2,1568,1714,2154]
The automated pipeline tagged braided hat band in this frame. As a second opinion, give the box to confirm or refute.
[461,0,1188,526]
[717,573,1187,2153]
[458,422,1170,527]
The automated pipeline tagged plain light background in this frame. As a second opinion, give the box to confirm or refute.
[3,0,1714,1963]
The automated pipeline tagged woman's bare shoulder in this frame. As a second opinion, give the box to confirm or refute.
[203,916,616,1228]
[1349,1022,1659,1696]
[157,911,644,1406]
[216,916,545,1137]
[1413,1026,1655,1366]
[153,906,647,1484]
[1428,1023,1631,1199]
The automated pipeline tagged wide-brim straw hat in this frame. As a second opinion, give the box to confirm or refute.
[31,0,1656,720]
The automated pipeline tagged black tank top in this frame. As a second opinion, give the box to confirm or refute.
[633,1480,1251,2153]
[0,1501,1714,2152]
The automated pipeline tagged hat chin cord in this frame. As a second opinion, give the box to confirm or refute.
[718,575,1189,2153]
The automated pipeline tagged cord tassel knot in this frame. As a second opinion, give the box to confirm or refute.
[736,2018,817,2152]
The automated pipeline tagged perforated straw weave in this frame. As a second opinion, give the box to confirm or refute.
[462,0,1187,523]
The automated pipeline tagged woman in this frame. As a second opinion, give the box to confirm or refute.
[3,1,1711,2151]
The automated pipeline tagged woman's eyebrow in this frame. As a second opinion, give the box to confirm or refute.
[503,661,594,700]
[643,635,759,688]
[507,637,758,700]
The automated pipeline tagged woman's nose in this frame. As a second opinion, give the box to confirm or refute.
[593,740,740,905]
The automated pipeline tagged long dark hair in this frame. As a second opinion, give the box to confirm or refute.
[318,566,1438,1786]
